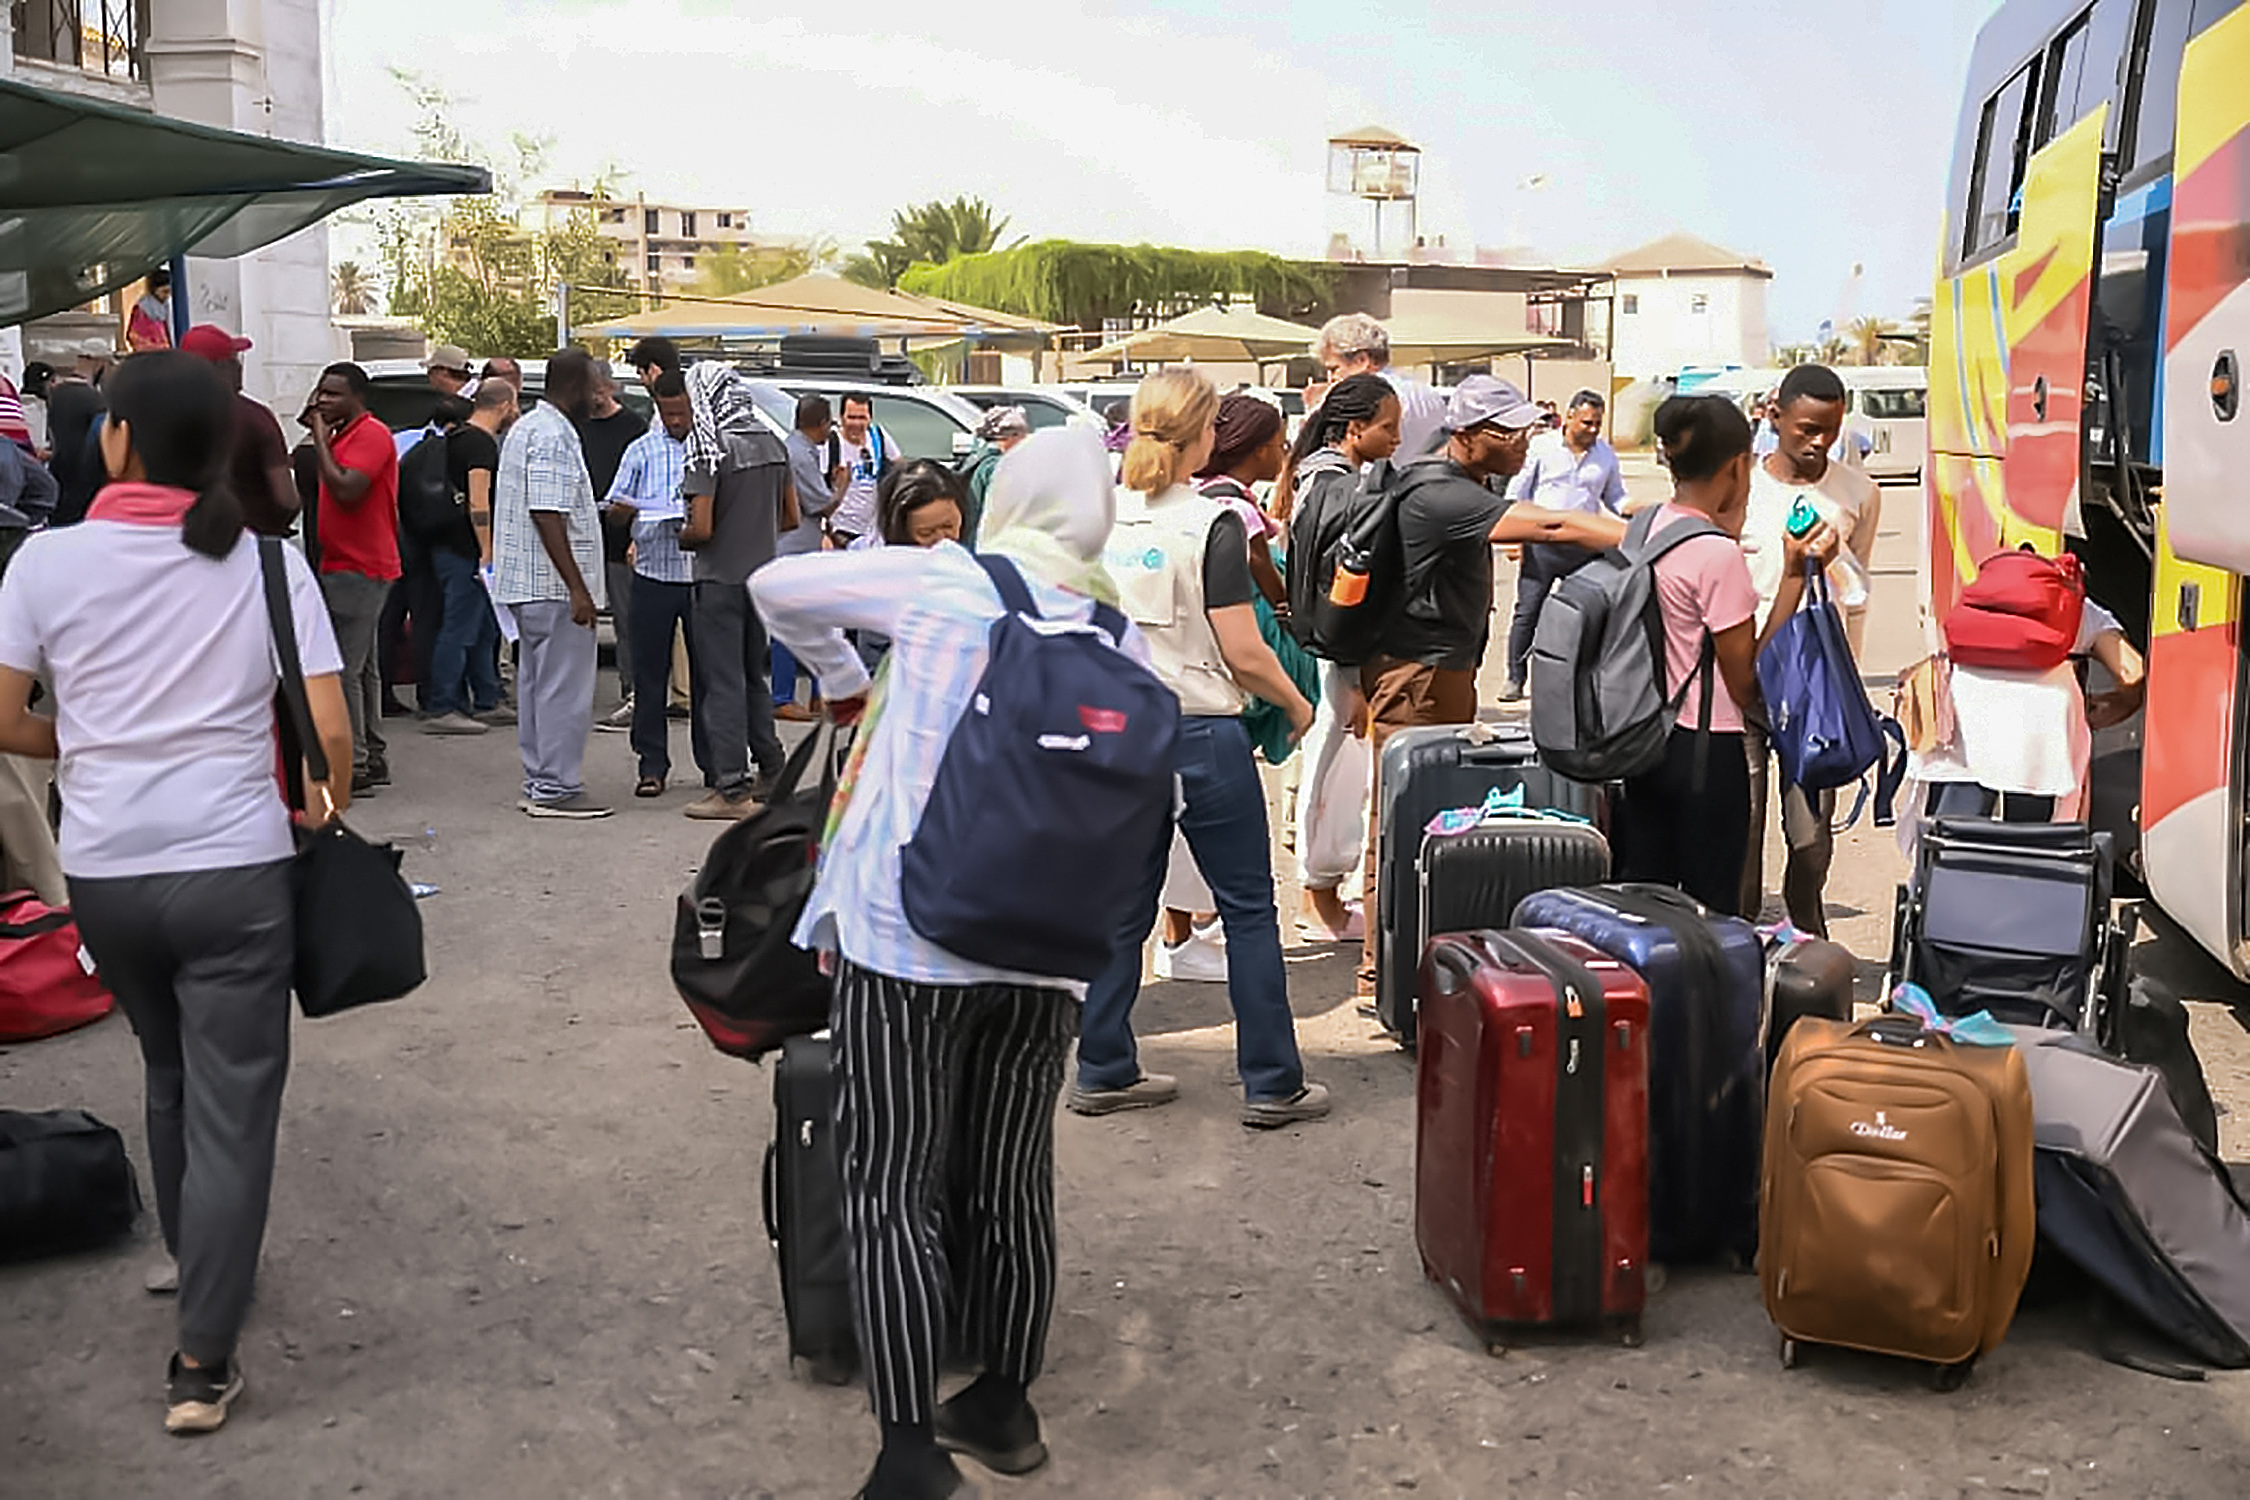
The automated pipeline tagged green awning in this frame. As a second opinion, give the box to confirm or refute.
[0,74,490,325]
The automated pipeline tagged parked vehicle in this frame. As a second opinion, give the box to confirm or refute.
[1928,0,2250,979]
[759,379,982,460]
[947,385,1104,433]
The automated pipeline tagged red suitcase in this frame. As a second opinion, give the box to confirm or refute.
[1415,927,1651,1347]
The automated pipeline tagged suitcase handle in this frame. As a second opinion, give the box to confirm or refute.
[760,1140,780,1249]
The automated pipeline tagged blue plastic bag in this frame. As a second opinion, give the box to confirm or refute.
[1754,561,1906,826]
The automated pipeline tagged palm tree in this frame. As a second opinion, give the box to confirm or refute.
[1846,316,1897,366]
[843,197,1017,288]
[333,261,375,316]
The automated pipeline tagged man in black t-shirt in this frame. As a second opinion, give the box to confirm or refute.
[422,381,517,733]
[574,360,648,724]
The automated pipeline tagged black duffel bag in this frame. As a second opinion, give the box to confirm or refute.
[0,1109,140,1262]
[672,723,846,1060]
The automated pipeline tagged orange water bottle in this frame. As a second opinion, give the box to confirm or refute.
[1328,540,1370,607]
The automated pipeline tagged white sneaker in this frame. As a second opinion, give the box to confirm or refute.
[1153,926,1228,983]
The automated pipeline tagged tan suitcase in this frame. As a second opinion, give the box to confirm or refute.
[1759,1014,2036,1387]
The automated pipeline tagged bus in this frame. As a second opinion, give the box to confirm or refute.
[1929,0,2250,975]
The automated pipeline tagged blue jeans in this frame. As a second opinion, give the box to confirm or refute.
[772,639,818,706]
[1077,715,1305,1102]
[628,573,707,781]
[427,549,499,717]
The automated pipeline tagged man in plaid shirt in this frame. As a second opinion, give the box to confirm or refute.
[491,348,611,819]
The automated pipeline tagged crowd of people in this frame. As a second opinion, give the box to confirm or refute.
[0,311,1929,1489]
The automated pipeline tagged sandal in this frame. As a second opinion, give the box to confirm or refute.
[635,776,666,799]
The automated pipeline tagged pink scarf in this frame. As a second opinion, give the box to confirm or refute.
[84,481,196,527]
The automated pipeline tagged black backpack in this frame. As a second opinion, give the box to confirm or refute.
[1286,453,1403,667]
[397,430,460,541]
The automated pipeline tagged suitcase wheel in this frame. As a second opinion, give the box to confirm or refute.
[1779,1336,1801,1370]
[1930,1358,1973,1393]
[800,1351,859,1387]
[1615,1313,1644,1349]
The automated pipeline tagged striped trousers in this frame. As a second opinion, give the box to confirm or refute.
[830,959,1081,1425]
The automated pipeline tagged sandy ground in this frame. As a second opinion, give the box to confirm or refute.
[5,459,2248,1497]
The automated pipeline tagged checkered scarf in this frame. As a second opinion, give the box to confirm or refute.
[683,360,757,479]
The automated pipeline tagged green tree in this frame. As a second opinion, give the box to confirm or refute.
[1846,316,1898,366]
[332,261,374,316]
[692,239,829,298]
[372,73,632,356]
[843,197,1017,288]
[901,241,1343,330]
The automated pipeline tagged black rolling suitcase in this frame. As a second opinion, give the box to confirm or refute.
[762,1035,859,1385]
[1762,932,1855,1076]
[1376,722,1606,1043]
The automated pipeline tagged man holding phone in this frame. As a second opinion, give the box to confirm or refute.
[1738,363,1882,933]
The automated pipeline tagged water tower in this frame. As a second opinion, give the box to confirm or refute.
[1327,126,1421,260]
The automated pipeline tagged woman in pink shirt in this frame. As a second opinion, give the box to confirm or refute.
[1616,395,1834,914]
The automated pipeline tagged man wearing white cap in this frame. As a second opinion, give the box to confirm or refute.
[1351,375,1625,992]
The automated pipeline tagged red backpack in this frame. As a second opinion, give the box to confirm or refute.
[1943,549,2085,671]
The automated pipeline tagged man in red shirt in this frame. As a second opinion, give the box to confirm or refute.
[311,362,402,795]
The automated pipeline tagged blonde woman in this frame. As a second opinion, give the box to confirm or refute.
[1070,368,1329,1129]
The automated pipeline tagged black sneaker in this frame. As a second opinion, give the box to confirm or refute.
[165,1353,243,1435]
[855,1441,966,1499]
[364,758,392,788]
[936,1377,1048,1475]
[350,772,381,798]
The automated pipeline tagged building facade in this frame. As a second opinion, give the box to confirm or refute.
[1605,232,1772,380]
[530,191,799,296]
[4,0,330,415]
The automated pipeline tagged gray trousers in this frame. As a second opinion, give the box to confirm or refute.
[70,861,295,1366]
[320,571,390,775]
[606,559,637,700]
[515,598,597,804]
[691,580,785,794]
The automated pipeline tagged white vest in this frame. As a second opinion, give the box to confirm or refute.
[1107,484,1247,717]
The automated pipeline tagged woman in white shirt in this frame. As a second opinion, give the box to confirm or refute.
[751,426,1128,1499]
[0,351,353,1436]
[1072,368,1327,1128]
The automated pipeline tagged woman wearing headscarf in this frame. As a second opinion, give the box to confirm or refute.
[750,425,1137,1500]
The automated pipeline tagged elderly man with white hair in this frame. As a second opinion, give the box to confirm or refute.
[1315,312,1447,460]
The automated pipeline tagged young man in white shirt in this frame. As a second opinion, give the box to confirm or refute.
[1499,389,1626,699]
[1738,363,1882,932]
[824,393,893,545]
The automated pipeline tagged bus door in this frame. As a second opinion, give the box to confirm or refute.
[2143,1,2250,975]
[1930,103,2111,620]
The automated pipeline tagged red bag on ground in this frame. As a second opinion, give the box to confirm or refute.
[0,891,113,1043]
[1943,550,2085,671]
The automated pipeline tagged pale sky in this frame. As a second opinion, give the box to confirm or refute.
[324,0,2002,341]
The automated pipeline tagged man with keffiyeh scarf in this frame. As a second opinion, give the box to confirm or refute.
[676,358,799,819]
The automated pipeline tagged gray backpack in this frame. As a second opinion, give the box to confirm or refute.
[1528,506,1725,785]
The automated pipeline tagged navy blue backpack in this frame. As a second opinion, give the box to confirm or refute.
[901,555,1180,980]
[1755,561,1907,826]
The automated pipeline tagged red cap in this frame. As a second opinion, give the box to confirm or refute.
[180,324,253,361]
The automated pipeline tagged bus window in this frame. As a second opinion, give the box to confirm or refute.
[2041,0,2134,146]
[1965,59,2040,257]
[2123,0,2194,174]
[1862,388,1928,421]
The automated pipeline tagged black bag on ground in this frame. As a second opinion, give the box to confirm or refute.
[2104,970,2221,1158]
[764,1034,859,1385]
[2011,1026,2250,1369]
[671,723,842,1059]
[1762,933,1856,1077]
[0,1109,140,1261]
[259,539,427,1017]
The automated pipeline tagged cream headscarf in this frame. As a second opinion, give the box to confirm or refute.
[976,424,1119,605]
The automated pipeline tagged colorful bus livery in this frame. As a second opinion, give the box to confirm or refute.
[1931,0,2250,976]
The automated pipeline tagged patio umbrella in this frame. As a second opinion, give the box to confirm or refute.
[1083,305,1323,364]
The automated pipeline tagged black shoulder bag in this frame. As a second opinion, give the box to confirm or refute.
[258,539,428,1017]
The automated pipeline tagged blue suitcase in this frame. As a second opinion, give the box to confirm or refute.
[1510,883,1763,1266]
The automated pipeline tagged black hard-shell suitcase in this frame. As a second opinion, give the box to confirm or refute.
[1406,817,1610,1043]
[1763,934,1856,1076]
[1376,722,1605,1042]
[762,1035,859,1385]
[0,1108,139,1262]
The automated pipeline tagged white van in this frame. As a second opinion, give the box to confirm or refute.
[1839,367,1927,484]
